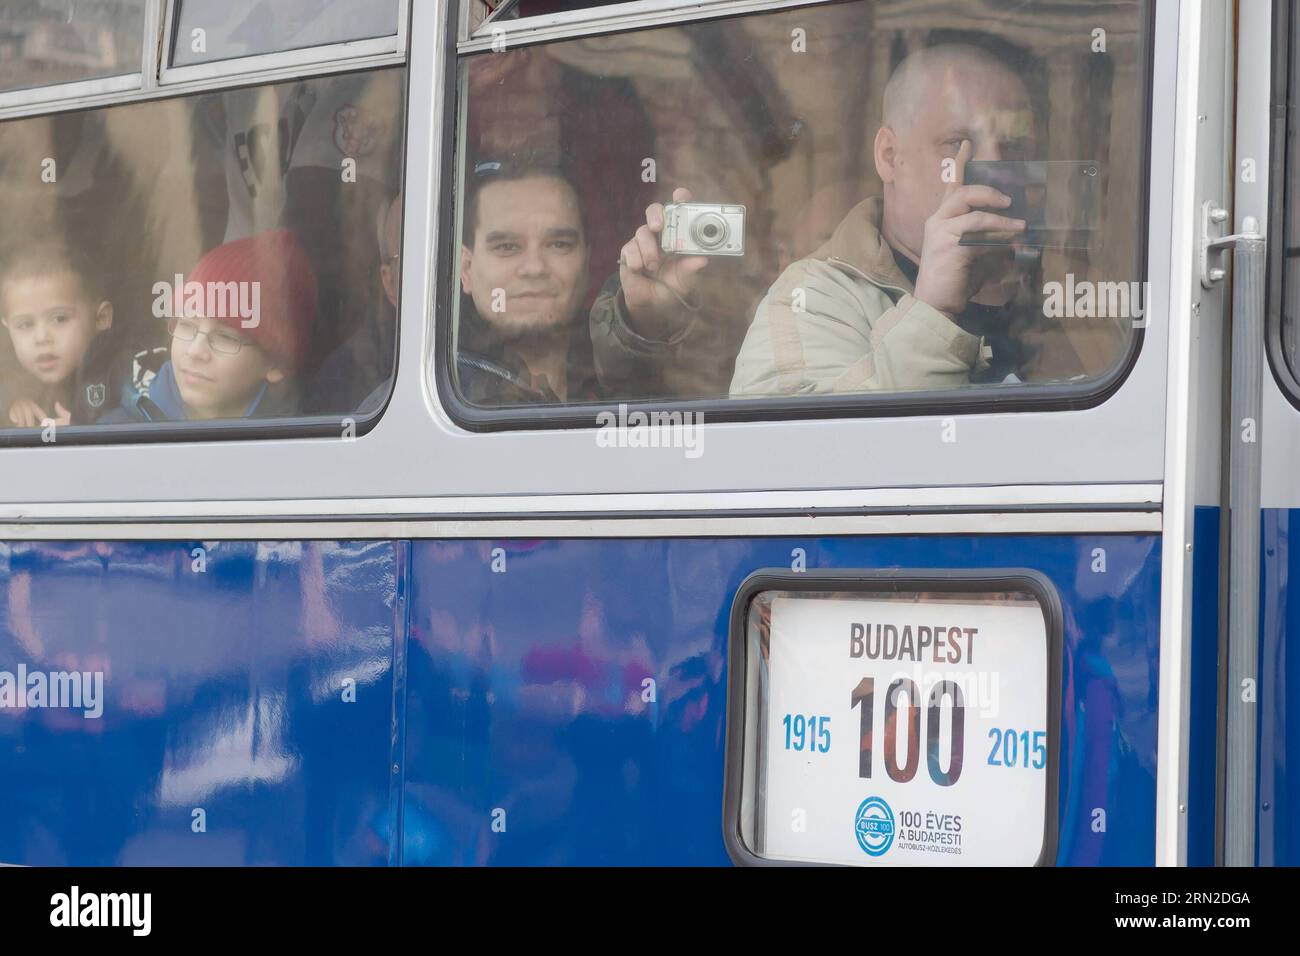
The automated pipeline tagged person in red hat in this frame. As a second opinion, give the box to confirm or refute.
[104,229,317,423]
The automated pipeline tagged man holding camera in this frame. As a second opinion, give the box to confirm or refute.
[596,42,1045,397]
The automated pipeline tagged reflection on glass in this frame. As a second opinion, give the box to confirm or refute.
[450,0,1148,409]
[0,68,406,430]
[171,0,400,67]
[0,0,145,94]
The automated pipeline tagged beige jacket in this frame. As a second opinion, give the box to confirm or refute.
[730,197,991,396]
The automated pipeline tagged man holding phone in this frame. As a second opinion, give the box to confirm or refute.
[728,42,1042,396]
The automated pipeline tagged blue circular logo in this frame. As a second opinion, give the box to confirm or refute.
[854,796,895,857]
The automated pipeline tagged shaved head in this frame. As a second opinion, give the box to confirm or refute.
[882,44,1023,132]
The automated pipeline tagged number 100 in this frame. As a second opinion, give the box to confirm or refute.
[851,677,964,787]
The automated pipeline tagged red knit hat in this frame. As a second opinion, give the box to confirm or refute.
[179,229,317,371]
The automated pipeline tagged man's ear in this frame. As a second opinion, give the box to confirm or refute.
[459,246,473,295]
[264,365,286,385]
[380,263,399,309]
[874,126,898,184]
[95,300,113,332]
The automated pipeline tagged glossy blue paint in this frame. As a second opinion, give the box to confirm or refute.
[1187,506,1221,866]
[0,541,399,866]
[1260,508,1298,866]
[403,534,1162,865]
[0,533,1163,866]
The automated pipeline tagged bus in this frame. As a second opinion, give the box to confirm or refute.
[0,0,1287,868]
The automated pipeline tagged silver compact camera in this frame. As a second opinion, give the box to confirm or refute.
[660,202,746,256]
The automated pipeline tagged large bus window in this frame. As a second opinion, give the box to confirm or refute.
[169,0,402,67]
[0,68,405,439]
[1,0,146,95]
[442,0,1149,419]
[1278,3,1300,395]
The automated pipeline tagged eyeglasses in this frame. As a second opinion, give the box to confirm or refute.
[170,317,248,355]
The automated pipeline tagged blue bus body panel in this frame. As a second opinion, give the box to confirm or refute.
[0,533,1162,865]
[1187,505,1221,866]
[0,541,400,866]
[1261,508,1300,866]
[403,534,1162,865]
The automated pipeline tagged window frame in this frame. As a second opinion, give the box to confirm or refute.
[159,0,410,86]
[0,1,410,122]
[1266,0,1300,410]
[435,0,1155,433]
[460,0,838,49]
[0,0,160,113]
[0,60,411,450]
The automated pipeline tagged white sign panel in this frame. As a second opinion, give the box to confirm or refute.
[760,595,1050,866]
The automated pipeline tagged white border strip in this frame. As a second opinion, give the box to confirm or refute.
[1155,0,1203,869]
[0,511,1160,541]
[0,484,1162,524]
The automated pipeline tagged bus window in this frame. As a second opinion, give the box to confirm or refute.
[169,0,402,67]
[0,0,146,95]
[1278,6,1300,395]
[0,68,405,438]
[443,0,1149,417]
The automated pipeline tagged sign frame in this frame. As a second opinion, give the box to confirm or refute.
[722,567,1065,867]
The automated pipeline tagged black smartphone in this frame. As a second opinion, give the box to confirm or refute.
[958,160,1102,249]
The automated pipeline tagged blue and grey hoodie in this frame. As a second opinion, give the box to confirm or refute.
[98,361,295,423]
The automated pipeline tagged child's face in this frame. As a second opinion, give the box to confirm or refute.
[1,270,111,387]
[170,315,285,420]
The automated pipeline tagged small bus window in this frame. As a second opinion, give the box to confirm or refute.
[0,68,406,439]
[473,0,638,29]
[0,0,146,95]
[170,0,401,67]
[443,0,1149,419]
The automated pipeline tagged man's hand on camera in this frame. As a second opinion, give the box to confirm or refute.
[619,186,709,340]
[912,140,1025,319]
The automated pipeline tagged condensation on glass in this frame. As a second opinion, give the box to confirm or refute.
[170,0,401,67]
[446,0,1149,411]
[0,68,406,433]
[0,0,146,94]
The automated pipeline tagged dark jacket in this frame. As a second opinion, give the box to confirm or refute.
[98,360,297,423]
[0,330,138,426]
[455,295,602,406]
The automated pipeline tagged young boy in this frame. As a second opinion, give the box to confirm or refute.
[0,239,121,427]
[106,229,317,423]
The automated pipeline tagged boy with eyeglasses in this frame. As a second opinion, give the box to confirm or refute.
[104,229,317,423]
